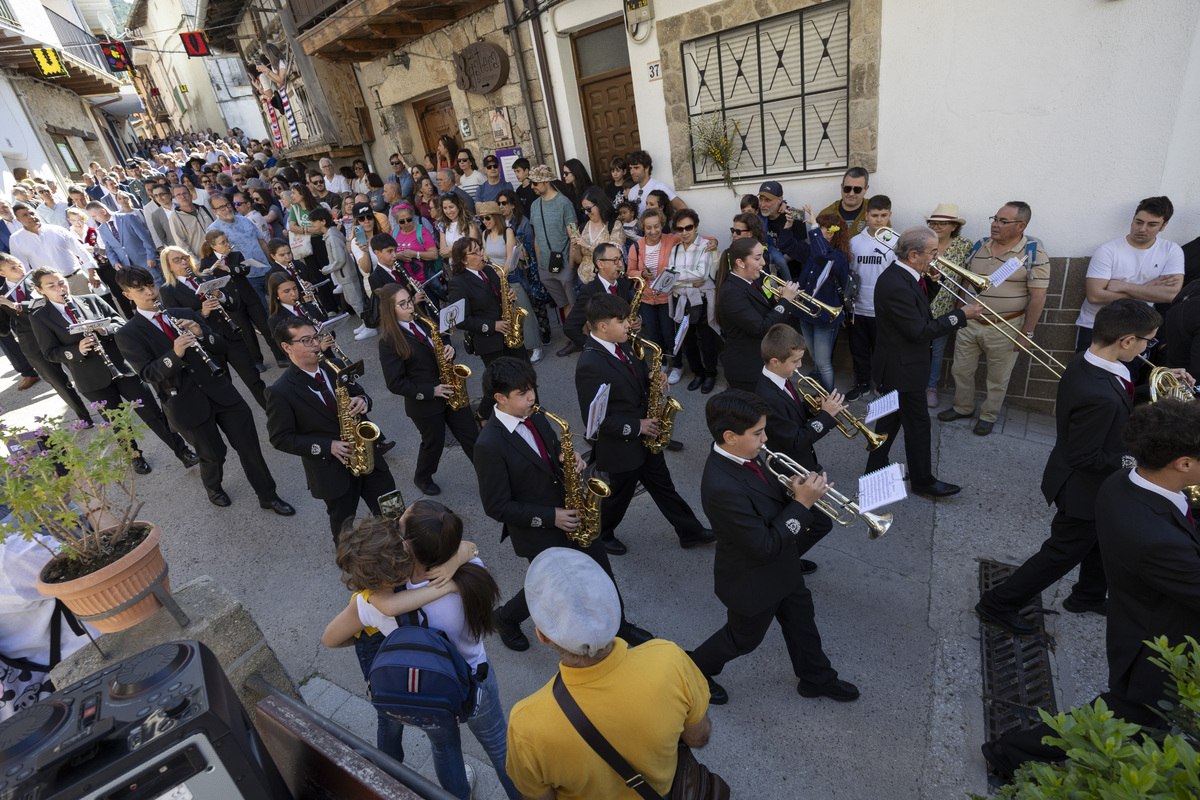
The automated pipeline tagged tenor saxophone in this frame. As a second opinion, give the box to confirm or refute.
[326,356,381,477]
[534,405,611,547]
[414,312,472,410]
[629,334,682,454]
[490,260,529,349]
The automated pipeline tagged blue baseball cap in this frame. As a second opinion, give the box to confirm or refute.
[758,180,784,198]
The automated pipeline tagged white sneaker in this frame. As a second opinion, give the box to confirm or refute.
[354,327,379,340]
[332,284,343,295]
[464,763,476,799]
[530,347,544,364]
[353,324,366,335]
[668,367,683,385]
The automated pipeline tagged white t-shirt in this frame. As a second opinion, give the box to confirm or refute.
[849,230,895,317]
[1076,236,1185,329]
[457,171,487,202]
[354,558,489,669]
[628,178,676,215]
[326,174,352,195]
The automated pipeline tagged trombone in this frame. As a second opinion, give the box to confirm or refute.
[872,227,1066,378]
[760,273,843,320]
[791,372,887,451]
[760,446,892,539]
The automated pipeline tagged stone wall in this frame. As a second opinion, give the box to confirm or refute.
[14,77,110,172]
[656,0,880,191]
[354,4,552,170]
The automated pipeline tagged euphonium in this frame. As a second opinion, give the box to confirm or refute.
[490,260,529,349]
[327,357,380,477]
[534,406,611,547]
[760,446,892,539]
[414,311,472,410]
[629,334,681,453]
[626,274,646,324]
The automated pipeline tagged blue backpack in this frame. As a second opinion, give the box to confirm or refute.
[368,609,481,729]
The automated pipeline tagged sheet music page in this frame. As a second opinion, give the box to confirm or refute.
[586,384,610,440]
[317,312,350,332]
[858,463,907,512]
[440,299,466,333]
[987,257,1024,287]
[195,275,230,295]
[672,315,690,357]
[864,390,899,423]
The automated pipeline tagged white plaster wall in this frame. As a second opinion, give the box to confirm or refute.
[540,0,1200,256]
[0,78,61,193]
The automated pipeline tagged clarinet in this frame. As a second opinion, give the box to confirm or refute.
[294,302,350,364]
[287,261,327,317]
[69,301,123,380]
[185,267,241,334]
[152,300,225,377]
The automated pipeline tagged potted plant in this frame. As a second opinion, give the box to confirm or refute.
[0,400,169,633]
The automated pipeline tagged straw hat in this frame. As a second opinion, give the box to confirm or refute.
[476,201,501,216]
[528,164,557,183]
[924,203,965,225]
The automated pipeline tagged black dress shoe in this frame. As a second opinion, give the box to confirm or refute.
[376,438,397,456]
[556,341,581,357]
[601,536,627,555]
[495,611,530,652]
[207,489,232,507]
[700,376,716,394]
[912,479,962,498]
[798,678,860,702]
[178,448,200,468]
[666,439,684,452]
[980,740,1016,781]
[416,480,442,496]
[705,675,729,705]
[255,362,270,373]
[679,529,716,549]
[687,375,704,391]
[800,559,818,575]
[260,498,295,516]
[617,622,655,647]
[973,420,994,436]
[131,455,152,475]
[1062,595,1107,616]
[974,600,1036,635]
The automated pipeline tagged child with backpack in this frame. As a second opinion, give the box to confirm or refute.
[321,503,520,800]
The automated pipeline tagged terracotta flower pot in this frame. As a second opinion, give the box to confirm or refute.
[36,522,169,633]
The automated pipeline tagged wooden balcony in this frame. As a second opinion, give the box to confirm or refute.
[297,0,496,62]
[0,8,122,96]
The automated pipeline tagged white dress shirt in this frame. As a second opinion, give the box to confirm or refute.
[9,226,95,276]
[1083,348,1132,383]
[492,407,542,457]
[1128,468,1188,516]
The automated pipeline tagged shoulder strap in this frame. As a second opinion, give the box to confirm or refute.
[968,239,985,262]
[1024,239,1040,276]
[552,673,663,800]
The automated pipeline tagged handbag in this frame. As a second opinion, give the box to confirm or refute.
[538,202,567,274]
[360,288,381,328]
[552,674,729,800]
[288,226,314,260]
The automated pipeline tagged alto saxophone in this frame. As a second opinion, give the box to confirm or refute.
[626,274,645,325]
[490,260,529,349]
[414,312,472,410]
[629,334,682,454]
[326,356,381,477]
[534,405,611,547]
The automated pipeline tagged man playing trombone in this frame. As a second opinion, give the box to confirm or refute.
[938,202,1049,436]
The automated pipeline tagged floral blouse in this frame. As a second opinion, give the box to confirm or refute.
[929,235,974,318]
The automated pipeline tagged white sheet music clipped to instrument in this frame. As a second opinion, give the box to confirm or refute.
[858,463,907,513]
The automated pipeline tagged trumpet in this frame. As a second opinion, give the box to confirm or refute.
[760,273,843,319]
[791,372,887,451]
[152,300,225,377]
[760,446,892,539]
[872,227,1066,378]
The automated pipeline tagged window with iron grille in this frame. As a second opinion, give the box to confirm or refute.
[681,0,849,182]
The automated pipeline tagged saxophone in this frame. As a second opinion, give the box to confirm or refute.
[626,274,645,325]
[326,357,381,477]
[414,312,472,410]
[534,405,611,547]
[490,260,529,349]
[629,334,682,454]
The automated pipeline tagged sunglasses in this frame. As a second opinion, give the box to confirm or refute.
[730,227,750,235]
[396,217,414,223]
[484,162,498,168]
[841,185,864,194]
[354,165,365,170]
[581,205,596,213]
[457,158,470,163]
[233,201,247,206]
[389,161,401,166]
[497,200,510,206]
[674,223,696,233]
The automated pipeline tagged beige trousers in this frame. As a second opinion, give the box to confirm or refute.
[950,315,1024,423]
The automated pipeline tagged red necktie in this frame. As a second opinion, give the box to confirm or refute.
[13,286,25,303]
[109,221,120,242]
[918,276,928,293]
[153,313,176,340]
[608,284,619,295]
[186,278,199,292]
[312,370,333,408]
[480,270,499,297]
[1187,507,1195,529]
[408,323,430,346]
[744,460,768,483]
[1120,377,1135,400]
[520,418,551,466]
[63,304,78,324]
[786,380,802,408]
[390,268,405,286]
[614,345,639,380]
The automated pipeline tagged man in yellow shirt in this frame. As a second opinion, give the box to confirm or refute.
[506,548,714,799]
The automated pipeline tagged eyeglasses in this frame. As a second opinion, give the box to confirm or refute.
[1128,335,1159,348]
[674,223,696,233]
[596,256,623,263]
[396,298,414,308]
[926,220,952,227]
[989,216,1020,225]
[730,227,751,235]
[287,335,321,347]
[841,185,864,194]
[211,204,229,211]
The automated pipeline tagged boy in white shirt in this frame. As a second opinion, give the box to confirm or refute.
[845,195,895,401]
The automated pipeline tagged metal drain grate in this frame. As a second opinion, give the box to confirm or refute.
[978,560,1058,749]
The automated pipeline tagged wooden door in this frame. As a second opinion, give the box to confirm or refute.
[580,68,640,185]
[414,92,458,162]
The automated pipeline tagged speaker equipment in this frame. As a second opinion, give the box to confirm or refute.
[0,640,292,799]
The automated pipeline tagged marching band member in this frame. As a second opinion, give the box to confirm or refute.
[114,266,294,515]
[447,237,528,367]
[562,242,642,349]
[201,230,285,369]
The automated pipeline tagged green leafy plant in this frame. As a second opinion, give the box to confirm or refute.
[686,112,742,195]
[973,636,1200,799]
[0,400,146,572]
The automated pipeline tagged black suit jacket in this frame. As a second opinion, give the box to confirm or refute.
[1096,471,1200,712]
[448,268,505,356]
[575,338,649,474]
[702,449,814,616]
[114,309,235,430]
[268,301,325,335]
[0,277,46,358]
[754,373,836,471]
[31,294,130,393]
[1040,353,1133,519]
[473,410,570,559]
[159,278,242,341]
[564,277,636,347]
[265,363,380,500]
[718,275,792,386]
[367,264,404,296]
[379,319,449,418]
[871,264,966,392]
